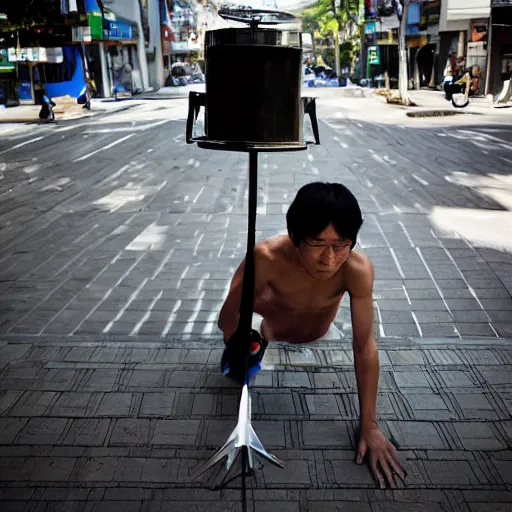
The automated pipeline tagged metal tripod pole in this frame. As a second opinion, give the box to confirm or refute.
[240,151,258,512]
[190,150,283,505]
[238,151,258,339]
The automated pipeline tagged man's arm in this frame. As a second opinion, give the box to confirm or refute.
[348,254,379,432]
[347,253,405,488]
[218,244,273,342]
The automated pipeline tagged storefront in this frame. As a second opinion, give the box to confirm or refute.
[403,1,441,88]
[362,0,441,87]
[161,0,175,72]
[486,0,512,98]
[465,18,489,94]
[0,49,18,106]
[5,46,85,105]
[362,2,399,85]
[77,0,141,98]
[439,0,491,90]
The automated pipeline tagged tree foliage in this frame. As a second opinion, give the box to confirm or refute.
[0,0,63,30]
[301,0,360,72]
[300,10,319,38]
[301,0,359,41]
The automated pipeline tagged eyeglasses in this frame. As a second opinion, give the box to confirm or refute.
[303,240,352,253]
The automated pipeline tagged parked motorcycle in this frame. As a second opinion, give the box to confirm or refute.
[165,62,205,87]
[443,66,481,109]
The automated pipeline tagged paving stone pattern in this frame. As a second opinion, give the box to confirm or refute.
[0,336,512,511]
[0,105,511,340]
[1,94,512,511]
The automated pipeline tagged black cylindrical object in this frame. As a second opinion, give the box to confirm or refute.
[205,28,302,145]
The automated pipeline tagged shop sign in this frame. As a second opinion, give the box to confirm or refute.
[468,42,487,57]
[46,48,64,63]
[73,26,92,42]
[0,49,15,72]
[107,22,133,40]
[471,19,488,43]
[19,81,32,100]
[367,45,380,65]
[170,41,201,52]
[7,47,63,63]
[171,41,189,51]
[413,1,440,30]
[365,22,377,34]
[27,48,40,61]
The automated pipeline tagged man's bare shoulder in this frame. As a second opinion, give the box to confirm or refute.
[254,235,290,274]
[255,235,290,259]
[345,250,374,298]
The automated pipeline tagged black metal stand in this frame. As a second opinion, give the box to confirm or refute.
[186,93,320,511]
[239,151,258,338]
[190,151,284,495]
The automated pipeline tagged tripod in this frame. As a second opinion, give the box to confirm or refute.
[189,151,284,507]
[186,91,320,511]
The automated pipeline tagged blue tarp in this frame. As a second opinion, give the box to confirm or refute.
[45,46,87,100]
[86,0,101,13]
[407,2,421,25]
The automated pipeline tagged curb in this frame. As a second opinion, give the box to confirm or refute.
[406,109,483,118]
[0,102,138,125]
[2,333,511,348]
[364,90,505,116]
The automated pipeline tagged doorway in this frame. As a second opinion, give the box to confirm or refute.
[416,44,436,87]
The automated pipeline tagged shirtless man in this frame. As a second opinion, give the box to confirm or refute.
[218,182,405,489]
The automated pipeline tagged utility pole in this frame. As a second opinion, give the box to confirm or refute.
[395,0,411,105]
[331,0,341,78]
[334,29,341,77]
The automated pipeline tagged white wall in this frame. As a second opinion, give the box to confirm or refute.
[104,0,150,90]
[440,0,490,32]
[446,0,490,20]
[439,0,474,32]
[146,0,165,89]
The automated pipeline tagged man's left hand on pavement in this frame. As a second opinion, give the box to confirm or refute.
[355,423,406,489]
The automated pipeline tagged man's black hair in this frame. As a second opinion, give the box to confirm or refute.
[286,182,363,249]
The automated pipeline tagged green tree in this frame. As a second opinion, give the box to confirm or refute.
[301,10,319,37]
[301,0,360,75]
[0,0,63,30]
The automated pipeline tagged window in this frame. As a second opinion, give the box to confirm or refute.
[35,52,75,83]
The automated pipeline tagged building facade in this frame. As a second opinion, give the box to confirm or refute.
[1,2,92,106]
[1,0,170,104]
[361,0,442,88]
[439,0,491,94]
[486,0,512,97]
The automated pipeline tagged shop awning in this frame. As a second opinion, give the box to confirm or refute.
[445,0,490,21]
[88,9,137,41]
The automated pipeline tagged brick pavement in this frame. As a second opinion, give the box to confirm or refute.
[0,104,511,340]
[1,94,512,510]
[0,335,511,511]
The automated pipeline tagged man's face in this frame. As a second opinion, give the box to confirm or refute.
[295,223,352,279]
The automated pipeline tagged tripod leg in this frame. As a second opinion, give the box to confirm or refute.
[189,428,238,480]
[247,424,284,468]
[246,445,254,472]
